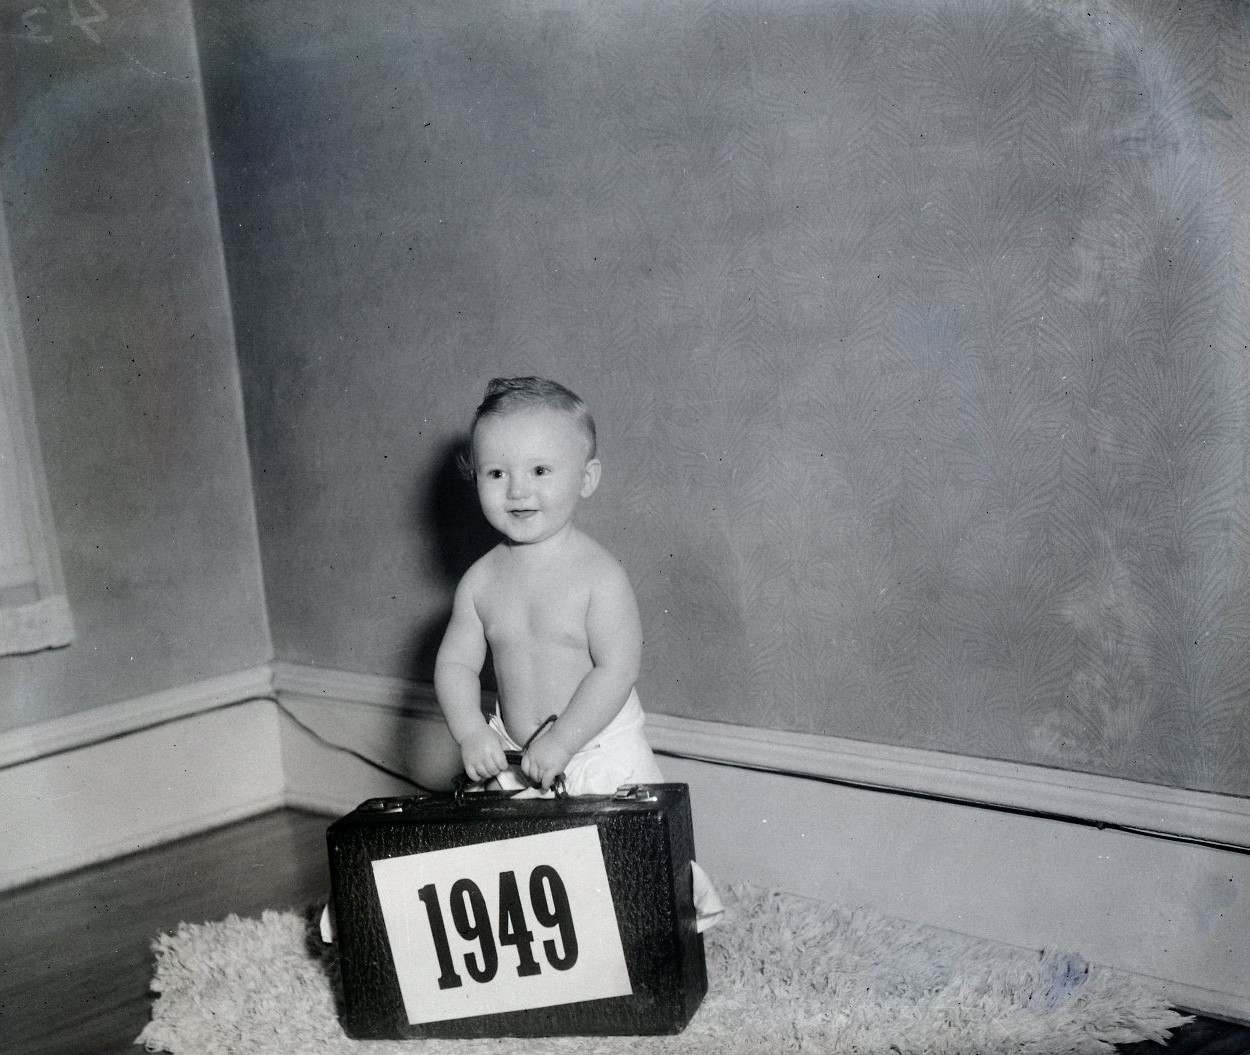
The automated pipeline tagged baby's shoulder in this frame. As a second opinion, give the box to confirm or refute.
[569,531,632,590]
[458,546,506,594]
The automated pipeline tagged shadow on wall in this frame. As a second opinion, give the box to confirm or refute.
[401,434,499,689]
[390,436,500,790]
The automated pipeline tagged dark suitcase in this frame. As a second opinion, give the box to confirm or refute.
[326,782,707,1039]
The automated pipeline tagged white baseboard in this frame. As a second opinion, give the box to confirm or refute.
[0,665,274,767]
[0,690,285,890]
[645,713,1250,851]
[271,662,1250,1021]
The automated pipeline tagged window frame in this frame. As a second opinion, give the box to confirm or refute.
[0,201,73,657]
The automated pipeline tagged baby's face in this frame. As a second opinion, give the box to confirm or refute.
[472,408,600,547]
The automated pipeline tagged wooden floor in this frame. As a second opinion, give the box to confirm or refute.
[1,808,1246,1055]
[1,810,331,1055]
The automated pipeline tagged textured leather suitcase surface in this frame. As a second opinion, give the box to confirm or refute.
[326,783,707,1039]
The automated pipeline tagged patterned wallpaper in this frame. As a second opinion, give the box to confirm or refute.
[573,0,1250,796]
[199,0,1250,797]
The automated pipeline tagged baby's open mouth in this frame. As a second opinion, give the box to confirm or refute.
[509,509,537,518]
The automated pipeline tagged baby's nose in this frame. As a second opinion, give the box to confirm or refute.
[506,477,527,499]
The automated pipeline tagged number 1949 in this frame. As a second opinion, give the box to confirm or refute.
[417,865,578,990]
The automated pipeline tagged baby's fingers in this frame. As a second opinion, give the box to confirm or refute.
[467,761,500,783]
[520,757,556,791]
[521,746,566,790]
[464,743,506,782]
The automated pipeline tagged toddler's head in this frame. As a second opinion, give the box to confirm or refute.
[460,377,597,477]
[463,377,602,547]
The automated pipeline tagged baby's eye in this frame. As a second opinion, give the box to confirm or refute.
[486,469,504,480]
[534,465,550,476]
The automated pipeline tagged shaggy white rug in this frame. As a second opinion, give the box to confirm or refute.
[136,885,1188,1055]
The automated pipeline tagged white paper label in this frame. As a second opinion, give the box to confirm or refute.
[371,825,632,1025]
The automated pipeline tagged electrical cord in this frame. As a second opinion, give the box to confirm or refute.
[272,696,437,795]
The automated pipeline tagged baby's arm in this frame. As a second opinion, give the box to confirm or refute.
[434,568,508,782]
[522,560,642,790]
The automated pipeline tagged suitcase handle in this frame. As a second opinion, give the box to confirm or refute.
[450,746,568,804]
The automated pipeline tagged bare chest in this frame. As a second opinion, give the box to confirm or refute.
[476,575,590,653]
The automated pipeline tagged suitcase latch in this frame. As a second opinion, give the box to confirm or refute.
[613,784,658,802]
[358,797,408,813]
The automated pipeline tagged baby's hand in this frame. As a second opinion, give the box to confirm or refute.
[459,726,508,783]
[522,732,573,792]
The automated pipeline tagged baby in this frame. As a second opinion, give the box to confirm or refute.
[434,376,664,795]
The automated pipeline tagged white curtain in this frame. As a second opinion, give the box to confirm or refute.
[0,205,73,657]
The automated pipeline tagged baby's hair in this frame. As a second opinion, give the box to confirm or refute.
[457,376,597,480]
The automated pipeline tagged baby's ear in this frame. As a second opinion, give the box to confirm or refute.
[580,458,602,498]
